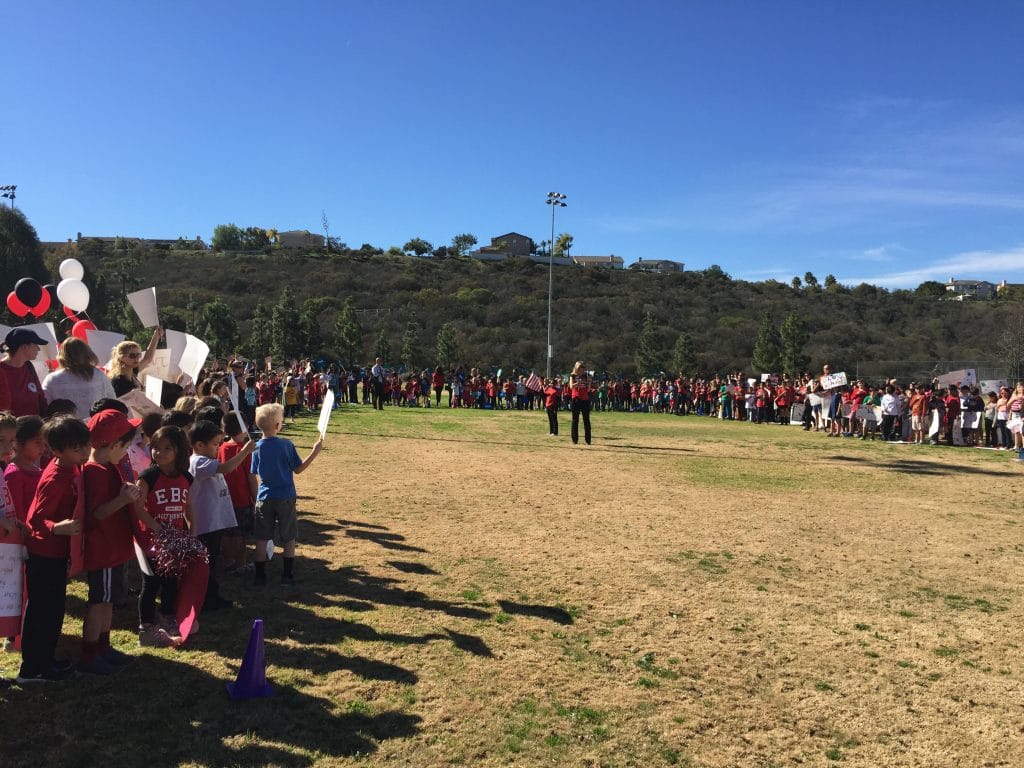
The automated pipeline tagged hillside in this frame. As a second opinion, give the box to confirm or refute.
[29,241,1021,379]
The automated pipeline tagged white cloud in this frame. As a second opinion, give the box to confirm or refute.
[840,246,1024,288]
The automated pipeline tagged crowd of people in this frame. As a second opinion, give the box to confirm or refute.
[1,327,322,683]
[2,322,1022,684]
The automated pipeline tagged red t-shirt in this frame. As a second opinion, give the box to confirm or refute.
[3,463,42,522]
[83,460,134,570]
[136,466,192,550]
[0,361,47,418]
[26,461,82,558]
[219,439,254,508]
[571,375,590,401]
[544,385,560,409]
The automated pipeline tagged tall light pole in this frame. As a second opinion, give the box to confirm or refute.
[545,192,567,378]
[0,185,15,209]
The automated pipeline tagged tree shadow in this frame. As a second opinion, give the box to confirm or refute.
[3,652,420,767]
[827,454,1016,477]
[344,529,428,553]
[498,600,574,625]
[387,560,439,575]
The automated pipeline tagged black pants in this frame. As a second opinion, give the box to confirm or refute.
[20,554,68,676]
[571,398,591,444]
[139,558,178,625]
[881,414,897,441]
[198,530,223,607]
[547,405,559,435]
[372,381,385,410]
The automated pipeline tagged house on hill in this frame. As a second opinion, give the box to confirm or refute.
[945,277,996,300]
[278,230,324,249]
[479,232,534,257]
[628,258,685,274]
[572,254,624,269]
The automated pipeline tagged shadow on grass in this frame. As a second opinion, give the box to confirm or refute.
[498,600,574,625]
[2,653,420,768]
[344,528,428,553]
[827,454,1016,477]
[387,560,439,575]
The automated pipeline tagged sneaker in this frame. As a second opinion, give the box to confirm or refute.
[103,646,133,666]
[16,664,75,684]
[280,574,295,586]
[79,656,117,676]
[139,625,177,648]
[159,615,180,637]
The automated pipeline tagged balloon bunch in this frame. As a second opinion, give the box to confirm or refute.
[6,278,53,318]
[56,259,90,314]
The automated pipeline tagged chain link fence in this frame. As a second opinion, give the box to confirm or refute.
[853,360,1021,386]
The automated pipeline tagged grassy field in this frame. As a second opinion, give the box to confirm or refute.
[2,405,1022,767]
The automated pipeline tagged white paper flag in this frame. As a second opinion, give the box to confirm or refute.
[317,389,335,437]
[226,375,247,433]
[177,334,210,384]
[145,375,164,408]
[85,329,127,368]
[126,287,159,328]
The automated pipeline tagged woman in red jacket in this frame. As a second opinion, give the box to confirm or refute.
[569,361,592,445]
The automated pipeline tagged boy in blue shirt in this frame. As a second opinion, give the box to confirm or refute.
[251,403,323,586]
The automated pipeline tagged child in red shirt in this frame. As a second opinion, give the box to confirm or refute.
[218,411,258,573]
[18,416,91,683]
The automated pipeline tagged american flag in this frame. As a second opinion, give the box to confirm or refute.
[525,372,544,392]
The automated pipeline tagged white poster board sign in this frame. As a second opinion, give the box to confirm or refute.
[928,411,941,437]
[979,379,1008,395]
[317,390,335,437]
[118,389,163,420]
[226,375,247,433]
[85,329,127,368]
[177,334,210,384]
[820,372,848,390]
[789,402,805,425]
[145,375,164,408]
[856,405,879,422]
[164,330,190,380]
[0,542,24,633]
[961,412,981,430]
[126,287,159,328]
[936,368,976,388]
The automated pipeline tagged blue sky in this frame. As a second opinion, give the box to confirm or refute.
[5,2,1024,288]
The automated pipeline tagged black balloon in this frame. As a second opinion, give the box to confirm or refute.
[43,283,58,308]
[14,277,43,307]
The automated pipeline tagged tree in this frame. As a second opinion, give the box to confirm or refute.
[824,274,839,291]
[401,315,421,370]
[752,314,782,373]
[0,207,47,297]
[241,226,270,250]
[450,233,478,257]
[299,297,331,356]
[804,272,819,288]
[211,223,243,252]
[634,313,661,375]
[702,264,731,281]
[553,232,574,258]
[779,312,810,378]
[403,237,433,258]
[671,330,695,375]
[246,301,271,359]
[321,210,331,252]
[271,287,302,360]
[791,276,802,290]
[374,325,391,365]
[334,297,363,366]
[915,280,946,298]
[201,297,240,357]
[998,306,1024,382]
[435,322,458,369]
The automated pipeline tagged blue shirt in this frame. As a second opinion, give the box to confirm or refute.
[250,436,301,501]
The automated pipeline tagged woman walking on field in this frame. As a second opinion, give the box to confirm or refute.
[569,361,592,446]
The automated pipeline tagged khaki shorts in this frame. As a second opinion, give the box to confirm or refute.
[254,498,298,543]
[911,415,923,430]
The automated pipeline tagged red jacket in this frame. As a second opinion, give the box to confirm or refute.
[26,461,82,558]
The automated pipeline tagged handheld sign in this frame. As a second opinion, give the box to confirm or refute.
[936,368,976,388]
[820,372,848,390]
[317,390,335,438]
[127,287,159,328]
[226,375,248,433]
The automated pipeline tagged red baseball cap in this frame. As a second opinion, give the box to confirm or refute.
[87,409,142,447]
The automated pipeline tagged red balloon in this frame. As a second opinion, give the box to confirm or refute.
[71,319,97,341]
[6,291,30,318]
[30,290,52,318]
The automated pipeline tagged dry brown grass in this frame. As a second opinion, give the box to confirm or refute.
[2,407,1023,767]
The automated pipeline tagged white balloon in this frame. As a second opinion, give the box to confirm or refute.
[57,278,90,313]
[59,258,85,280]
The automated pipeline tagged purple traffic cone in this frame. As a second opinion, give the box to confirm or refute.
[226,618,273,699]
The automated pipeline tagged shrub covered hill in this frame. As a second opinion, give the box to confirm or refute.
[35,239,1021,379]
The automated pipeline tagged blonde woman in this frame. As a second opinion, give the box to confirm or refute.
[41,337,117,419]
[1008,382,1024,453]
[107,328,163,397]
[569,360,592,445]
